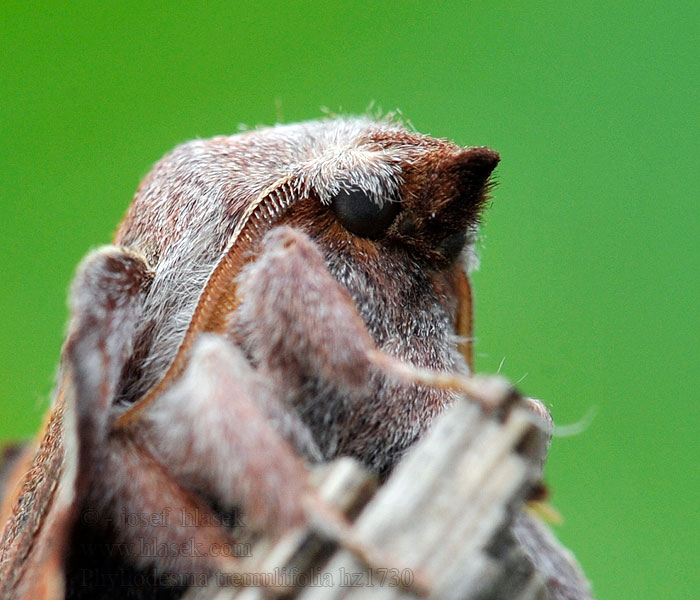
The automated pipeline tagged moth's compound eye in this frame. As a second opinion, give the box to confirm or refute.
[331,189,400,239]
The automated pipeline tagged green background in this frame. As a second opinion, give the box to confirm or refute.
[1,2,697,598]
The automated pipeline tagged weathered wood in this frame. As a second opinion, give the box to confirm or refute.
[185,395,590,600]
[297,401,546,600]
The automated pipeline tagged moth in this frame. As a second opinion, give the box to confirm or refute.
[0,117,589,600]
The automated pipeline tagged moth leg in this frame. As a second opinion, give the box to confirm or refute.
[140,333,322,535]
[514,511,595,600]
[0,246,151,598]
[65,246,152,466]
[140,334,431,593]
[64,248,241,581]
[74,431,244,578]
[233,226,516,412]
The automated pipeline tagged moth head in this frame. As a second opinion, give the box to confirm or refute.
[387,144,500,268]
[281,120,499,271]
[119,117,498,275]
[114,118,498,393]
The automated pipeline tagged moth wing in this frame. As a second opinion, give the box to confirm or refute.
[453,266,475,372]
[0,374,79,600]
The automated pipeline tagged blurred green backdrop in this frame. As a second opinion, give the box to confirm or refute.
[1,2,697,598]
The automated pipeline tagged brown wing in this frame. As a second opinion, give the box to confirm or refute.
[0,377,77,600]
[453,266,475,372]
[115,178,298,428]
[0,441,32,501]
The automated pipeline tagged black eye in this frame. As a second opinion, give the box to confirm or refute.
[330,188,400,239]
